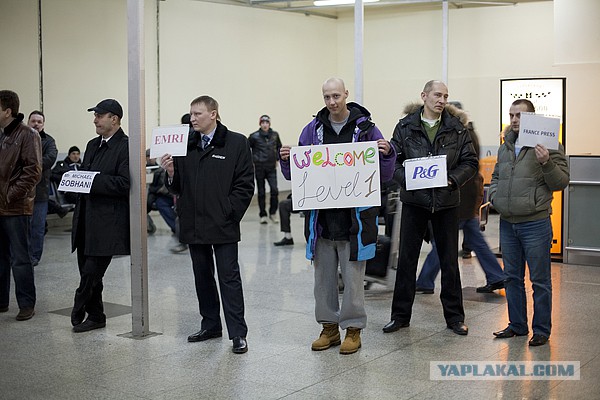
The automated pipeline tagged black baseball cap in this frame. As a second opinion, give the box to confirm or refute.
[87,99,123,118]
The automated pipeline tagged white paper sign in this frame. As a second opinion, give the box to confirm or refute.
[516,113,560,150]
[150,125,189,159]
[290,141,381,210]
[404,155,448,191]
[58,171,100,194]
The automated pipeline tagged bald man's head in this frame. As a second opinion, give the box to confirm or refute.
[322,77,350,123]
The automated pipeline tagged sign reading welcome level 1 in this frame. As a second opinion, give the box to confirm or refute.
[290,141,381,211]
[58,171,100,194]
[150,124,189,159]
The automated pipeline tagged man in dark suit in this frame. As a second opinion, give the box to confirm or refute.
[70,99,130,333]
[161,96,254,354]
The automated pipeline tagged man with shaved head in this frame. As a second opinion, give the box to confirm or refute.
[279,78,396,354]
[384,80,478,336]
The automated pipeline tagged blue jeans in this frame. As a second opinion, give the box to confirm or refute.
[154,195,176,233]
[416,218,506,289]
[0,215,36,309]
[30,201,48,263]
[500,218,553,337]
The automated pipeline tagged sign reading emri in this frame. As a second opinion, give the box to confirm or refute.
[150,124,190,159]
[290,141,381,211]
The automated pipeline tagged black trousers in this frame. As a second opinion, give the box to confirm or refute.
[254,166,279,217]
[72,246,112,324]
[189,242,247,339]
[390,203,465,325]
[278,197,292,233]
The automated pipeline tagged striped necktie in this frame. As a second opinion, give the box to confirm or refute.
[201,135,210,149]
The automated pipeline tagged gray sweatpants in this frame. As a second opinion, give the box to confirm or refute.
[313,238,367,330]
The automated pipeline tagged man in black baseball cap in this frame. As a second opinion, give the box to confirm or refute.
[87,99,123,119]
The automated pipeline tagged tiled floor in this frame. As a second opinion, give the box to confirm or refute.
[1,200,598,399]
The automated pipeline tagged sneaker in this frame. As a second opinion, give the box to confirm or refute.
[340,328,362,354]
[170,243,188,253]
[311,323,341,351]
[16,308,35,321]
[260,216,268,224]
[415,286,434,294]
[269,214,279,223]
[273,237,294,246]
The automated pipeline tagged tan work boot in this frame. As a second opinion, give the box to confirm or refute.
[340,327,362,355]
[311,323,341,351]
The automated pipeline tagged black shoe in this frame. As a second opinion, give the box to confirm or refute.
[187,329,222,342]
[448,321,468,335]
[232,337,248,354]
[529,334,549,347]
[73,319,106,333]
[16,308,35,321]
[476,280,505,293]
[493,326,528,338]
[462,252,473,259]
[0,305,8,313]
[415,286,434,294]
[382,320,410,333]
[274,237,294,246]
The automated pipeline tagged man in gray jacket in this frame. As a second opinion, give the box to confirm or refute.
[490,99,569,347]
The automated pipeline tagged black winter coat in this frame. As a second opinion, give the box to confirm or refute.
[71,129,130,256]
[391,106,478,212]
[34,130,57,202]
[167,122,255,244]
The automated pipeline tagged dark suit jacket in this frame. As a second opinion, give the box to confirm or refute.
[71,128,130,256]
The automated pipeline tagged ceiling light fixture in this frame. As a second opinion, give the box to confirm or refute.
[314,0,379,6]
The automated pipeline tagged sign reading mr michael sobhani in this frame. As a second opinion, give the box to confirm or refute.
[290,141,381,211]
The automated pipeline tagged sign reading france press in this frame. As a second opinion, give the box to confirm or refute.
[404,155,448,191]
[58,171,100,194]
[290,141,381,211]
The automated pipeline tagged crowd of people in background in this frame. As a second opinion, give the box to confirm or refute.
[0,78,569,353]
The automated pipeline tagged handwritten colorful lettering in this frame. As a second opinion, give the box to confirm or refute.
[290,141,381,210]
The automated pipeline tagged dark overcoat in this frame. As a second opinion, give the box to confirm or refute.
[167,121,255,244]
[71,129,130,256]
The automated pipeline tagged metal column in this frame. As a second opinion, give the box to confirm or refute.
[354,0,364,104]
[126,0,151,338]
[442,0,449,83]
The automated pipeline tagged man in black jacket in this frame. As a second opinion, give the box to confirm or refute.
[248,115,282,224]
[161,96,255,354]
[70,99,130,333]
[27,111,58,266]
[383,81,478,336]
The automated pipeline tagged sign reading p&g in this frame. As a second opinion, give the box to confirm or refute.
[290,141,381,210]
[404,155,448,191]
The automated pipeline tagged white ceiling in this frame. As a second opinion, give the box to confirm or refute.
[187,0,552,19]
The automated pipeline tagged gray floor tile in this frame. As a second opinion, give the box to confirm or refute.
[1,206,598,399]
